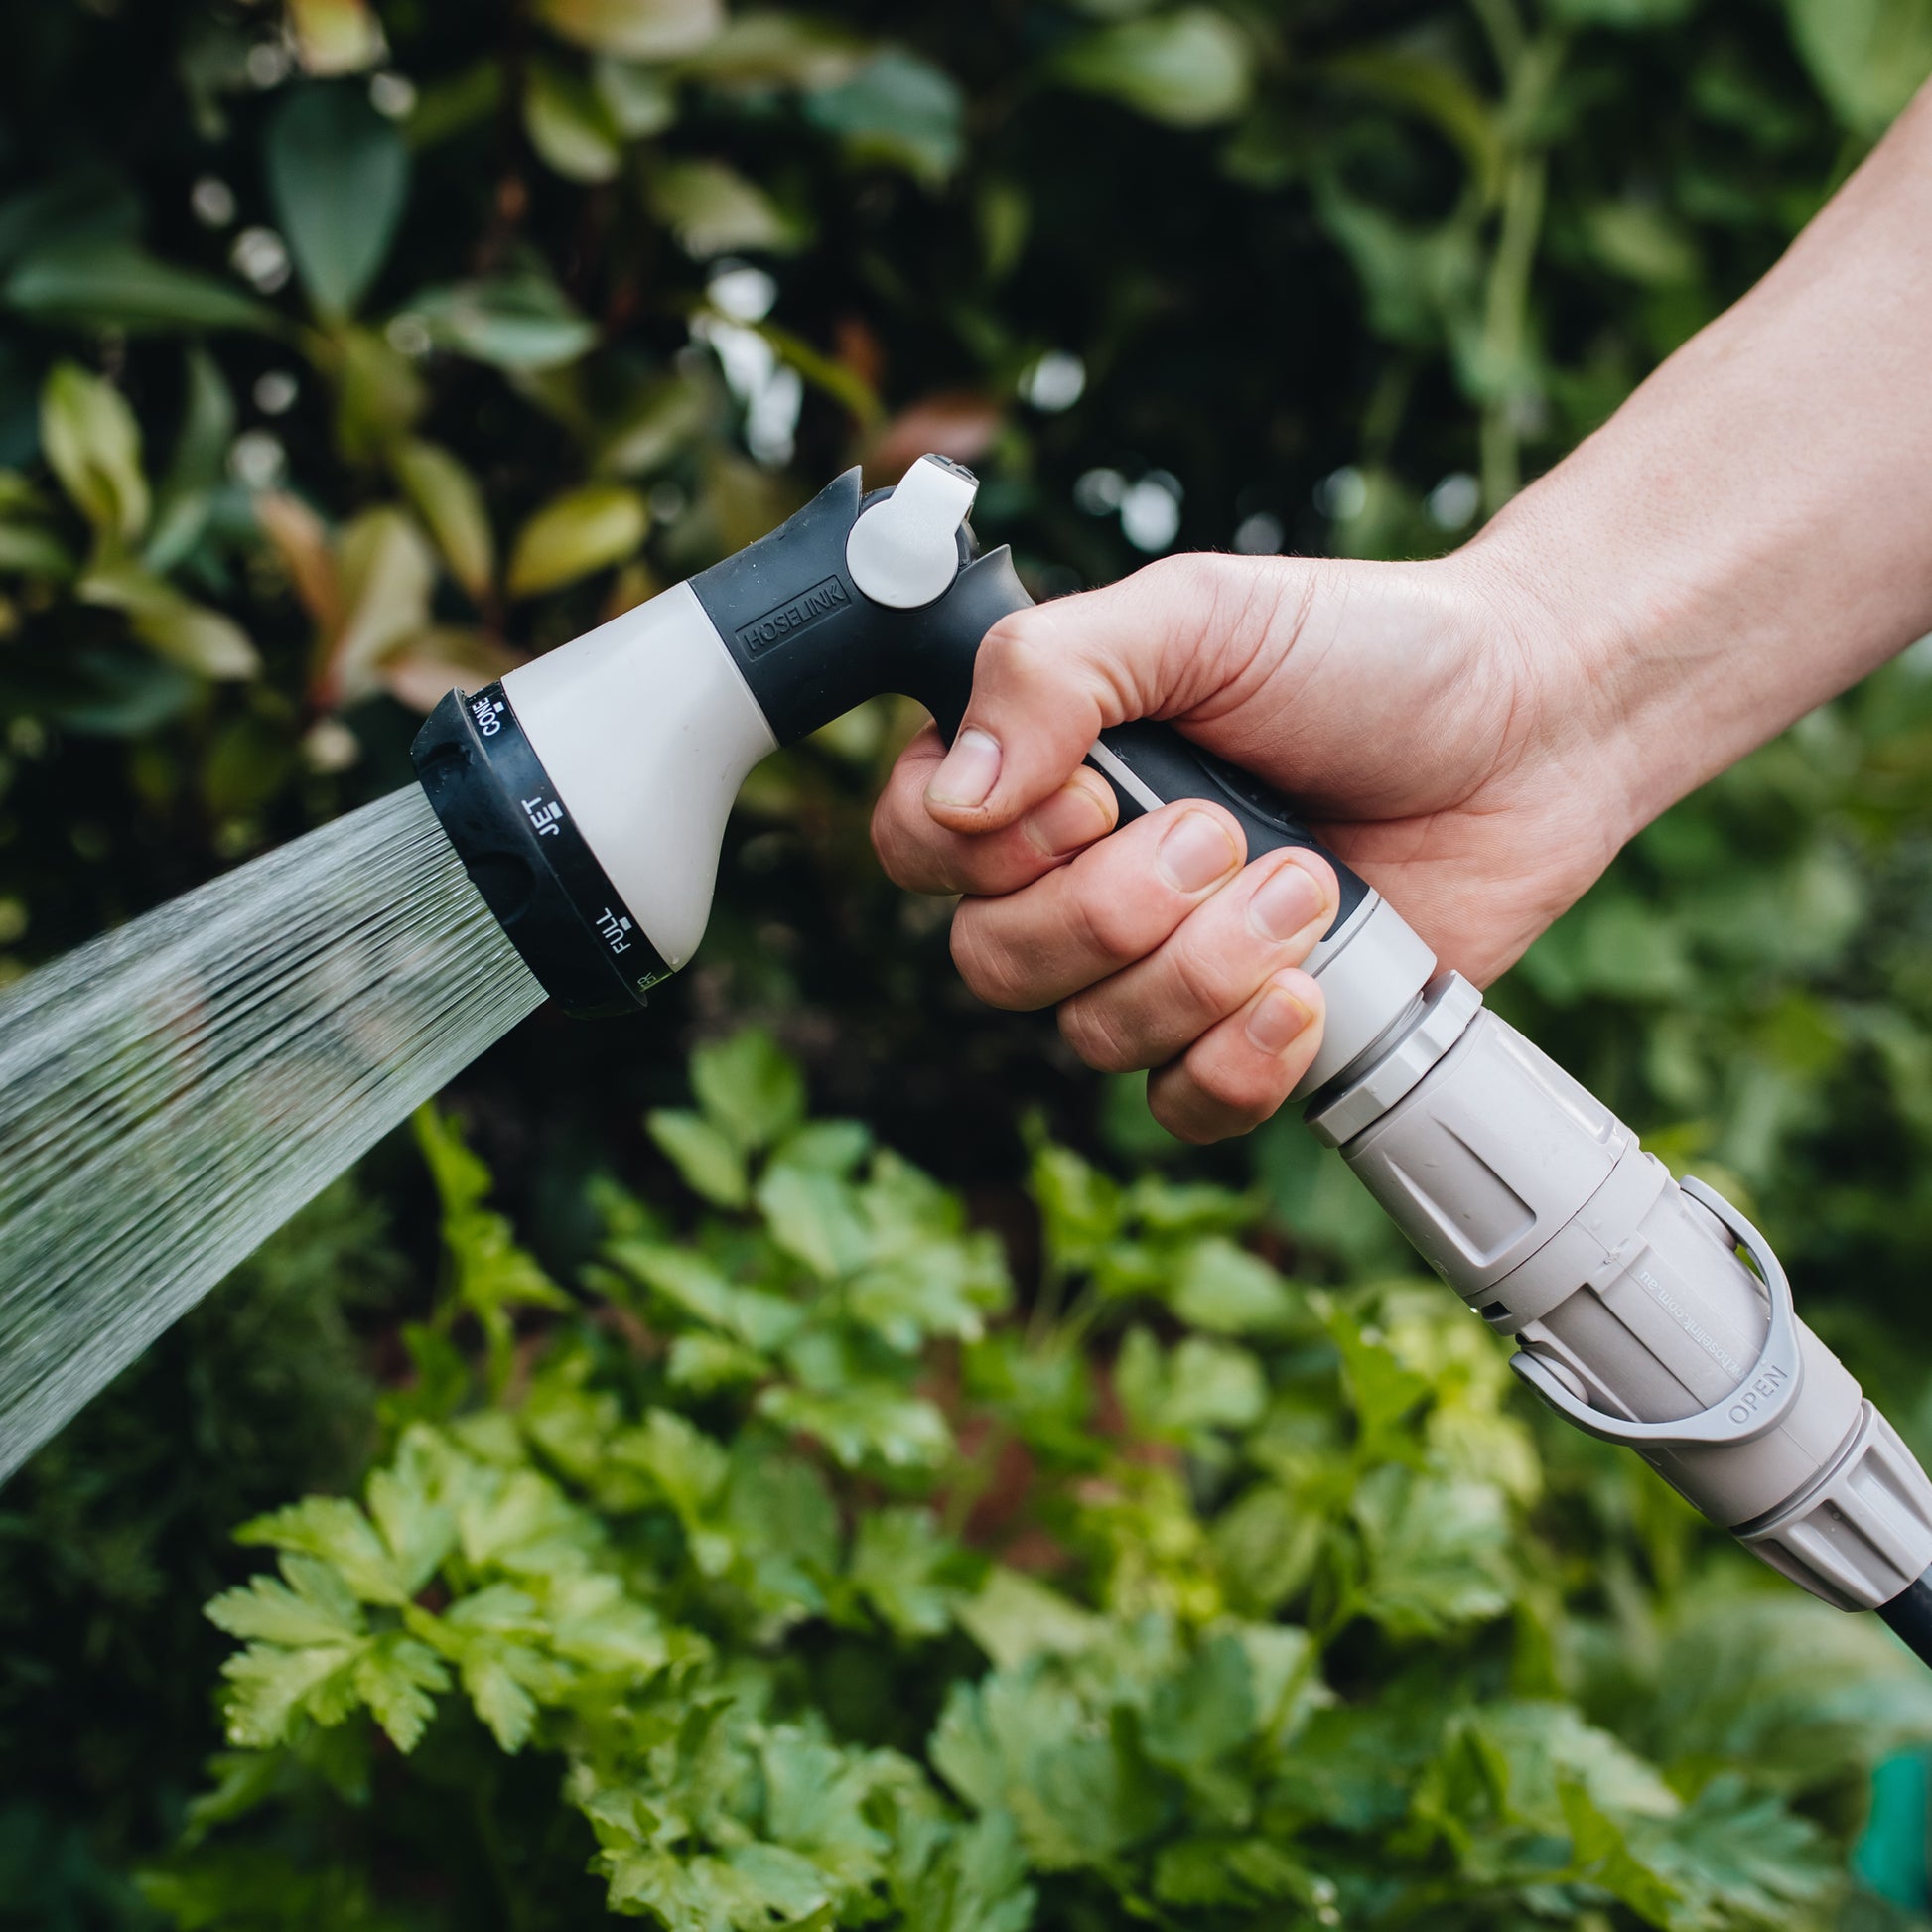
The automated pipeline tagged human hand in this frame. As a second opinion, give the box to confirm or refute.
[870,545,1627,1142]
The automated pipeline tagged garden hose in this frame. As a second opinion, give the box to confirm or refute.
[413,455,1932,1661]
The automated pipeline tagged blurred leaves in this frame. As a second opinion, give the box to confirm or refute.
[1785,0,1932,135]
[41,363,148,545]
[536,0,726,62]
[1055,9,1254,128]
[390,439,493,604]
[162,1035,1932,1931]
[506,482,648,597]
[265,85,410,319]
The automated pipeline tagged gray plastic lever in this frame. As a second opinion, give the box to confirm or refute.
[1509,1176,1805,1449]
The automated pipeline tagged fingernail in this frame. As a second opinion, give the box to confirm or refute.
[1249,860,1327,944]
[1022,781,1111,858]
[927,728,1002,809]
[1247,983,1313,1056]
[1157,812,1239,894]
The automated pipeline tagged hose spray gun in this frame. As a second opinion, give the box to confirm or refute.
[413,455,1932,1664]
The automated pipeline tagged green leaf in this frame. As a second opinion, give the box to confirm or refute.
[602,1845,827,1932]
[219,1636,364,1747]
[678,14,866,89]
[537,0,725,60]
[611,1239,801,1351]
[4,239,281,334]
[1168,1236,1301,1334]
[265,85,411,319]
[802,49,966,188]
[41,362,147,542]
[206,1554,366,1648]
[1055,8,1254,128]
[1352,1465,1513,1637]
[0,521,77,578]
[365,1439,459,1595]
[757,1166,872,1279]
[1030,1140,1121,1272]
[542,1571,669,1674]
[757,1380,950,1470]
[1115,1326,1265,1444]
[614,1407,731,1529]
[144,346,236,574]
[507,482,647,597]
[352,1632,451,1753]
[237,1495,413,1605]
[1636,1772,1836,1925]
[1558,1780,1681,1925]
[1142,1631,1256,1771]
[595,57,681,137]
[955,1569,1103,1669]
[646,1109,751,1207]
[1784,0,1932,134]
[931,1666,1164,1872]
[404,271,600,369]
[288,0,387,75]
[79,564,261,680]
[692,1029,806,1151]
[316,505,437,705]
[650,160,805,257]
[893,1813,1035,1932]
[524,59,626,183]
[390,438,494,601]
[850,1508,959,1638]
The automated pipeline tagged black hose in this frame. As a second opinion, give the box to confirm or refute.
[1877,1565,1932,1670]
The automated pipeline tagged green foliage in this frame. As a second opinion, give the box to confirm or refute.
[151,1035,1932,1929]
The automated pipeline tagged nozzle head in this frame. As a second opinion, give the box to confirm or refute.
[411,683,668,1018]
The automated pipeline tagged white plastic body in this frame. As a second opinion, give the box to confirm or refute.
[1312,986,1932,1611]
[502,582,776,972]
[1292,892,1438,1098]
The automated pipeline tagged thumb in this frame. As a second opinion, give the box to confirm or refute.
[923,552,1297,832]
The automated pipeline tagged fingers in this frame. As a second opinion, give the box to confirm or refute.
[923,553,1296,833]
[1147,969,1325,1144]
[872,724,1120,897]
[1055,848,1337,1072]
[948,800,1248,1010]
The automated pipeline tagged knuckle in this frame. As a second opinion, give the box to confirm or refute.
[869,798,913,885]
[1148,1079,1218,1147]
[1168,930,1238,1020]
[949,912,1030,1011]
[1192,1053,1284,1129]
[1067,887,1148,971]
[1057,996,1140,1076]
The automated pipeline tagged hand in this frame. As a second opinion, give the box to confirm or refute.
[871,544,1628,1143]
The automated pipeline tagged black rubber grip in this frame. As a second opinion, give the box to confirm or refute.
[690,467,1371,930]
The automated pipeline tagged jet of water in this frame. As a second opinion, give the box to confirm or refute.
[0,786,543,1481]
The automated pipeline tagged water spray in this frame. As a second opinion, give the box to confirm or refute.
[413,455,1932,1665]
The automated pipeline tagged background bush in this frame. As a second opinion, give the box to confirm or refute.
[7,0,1932,1925]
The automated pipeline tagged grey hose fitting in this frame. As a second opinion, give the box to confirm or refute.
[1309,975,1932,1615]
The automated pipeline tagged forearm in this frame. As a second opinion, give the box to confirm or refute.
[1470,81,1932,841]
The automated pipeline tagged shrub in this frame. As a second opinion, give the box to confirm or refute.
[146,1032,1932,1930]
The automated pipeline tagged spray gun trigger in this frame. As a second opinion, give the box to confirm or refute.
[846,455,979,610]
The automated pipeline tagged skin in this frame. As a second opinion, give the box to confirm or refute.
[872,84,1932,1145]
